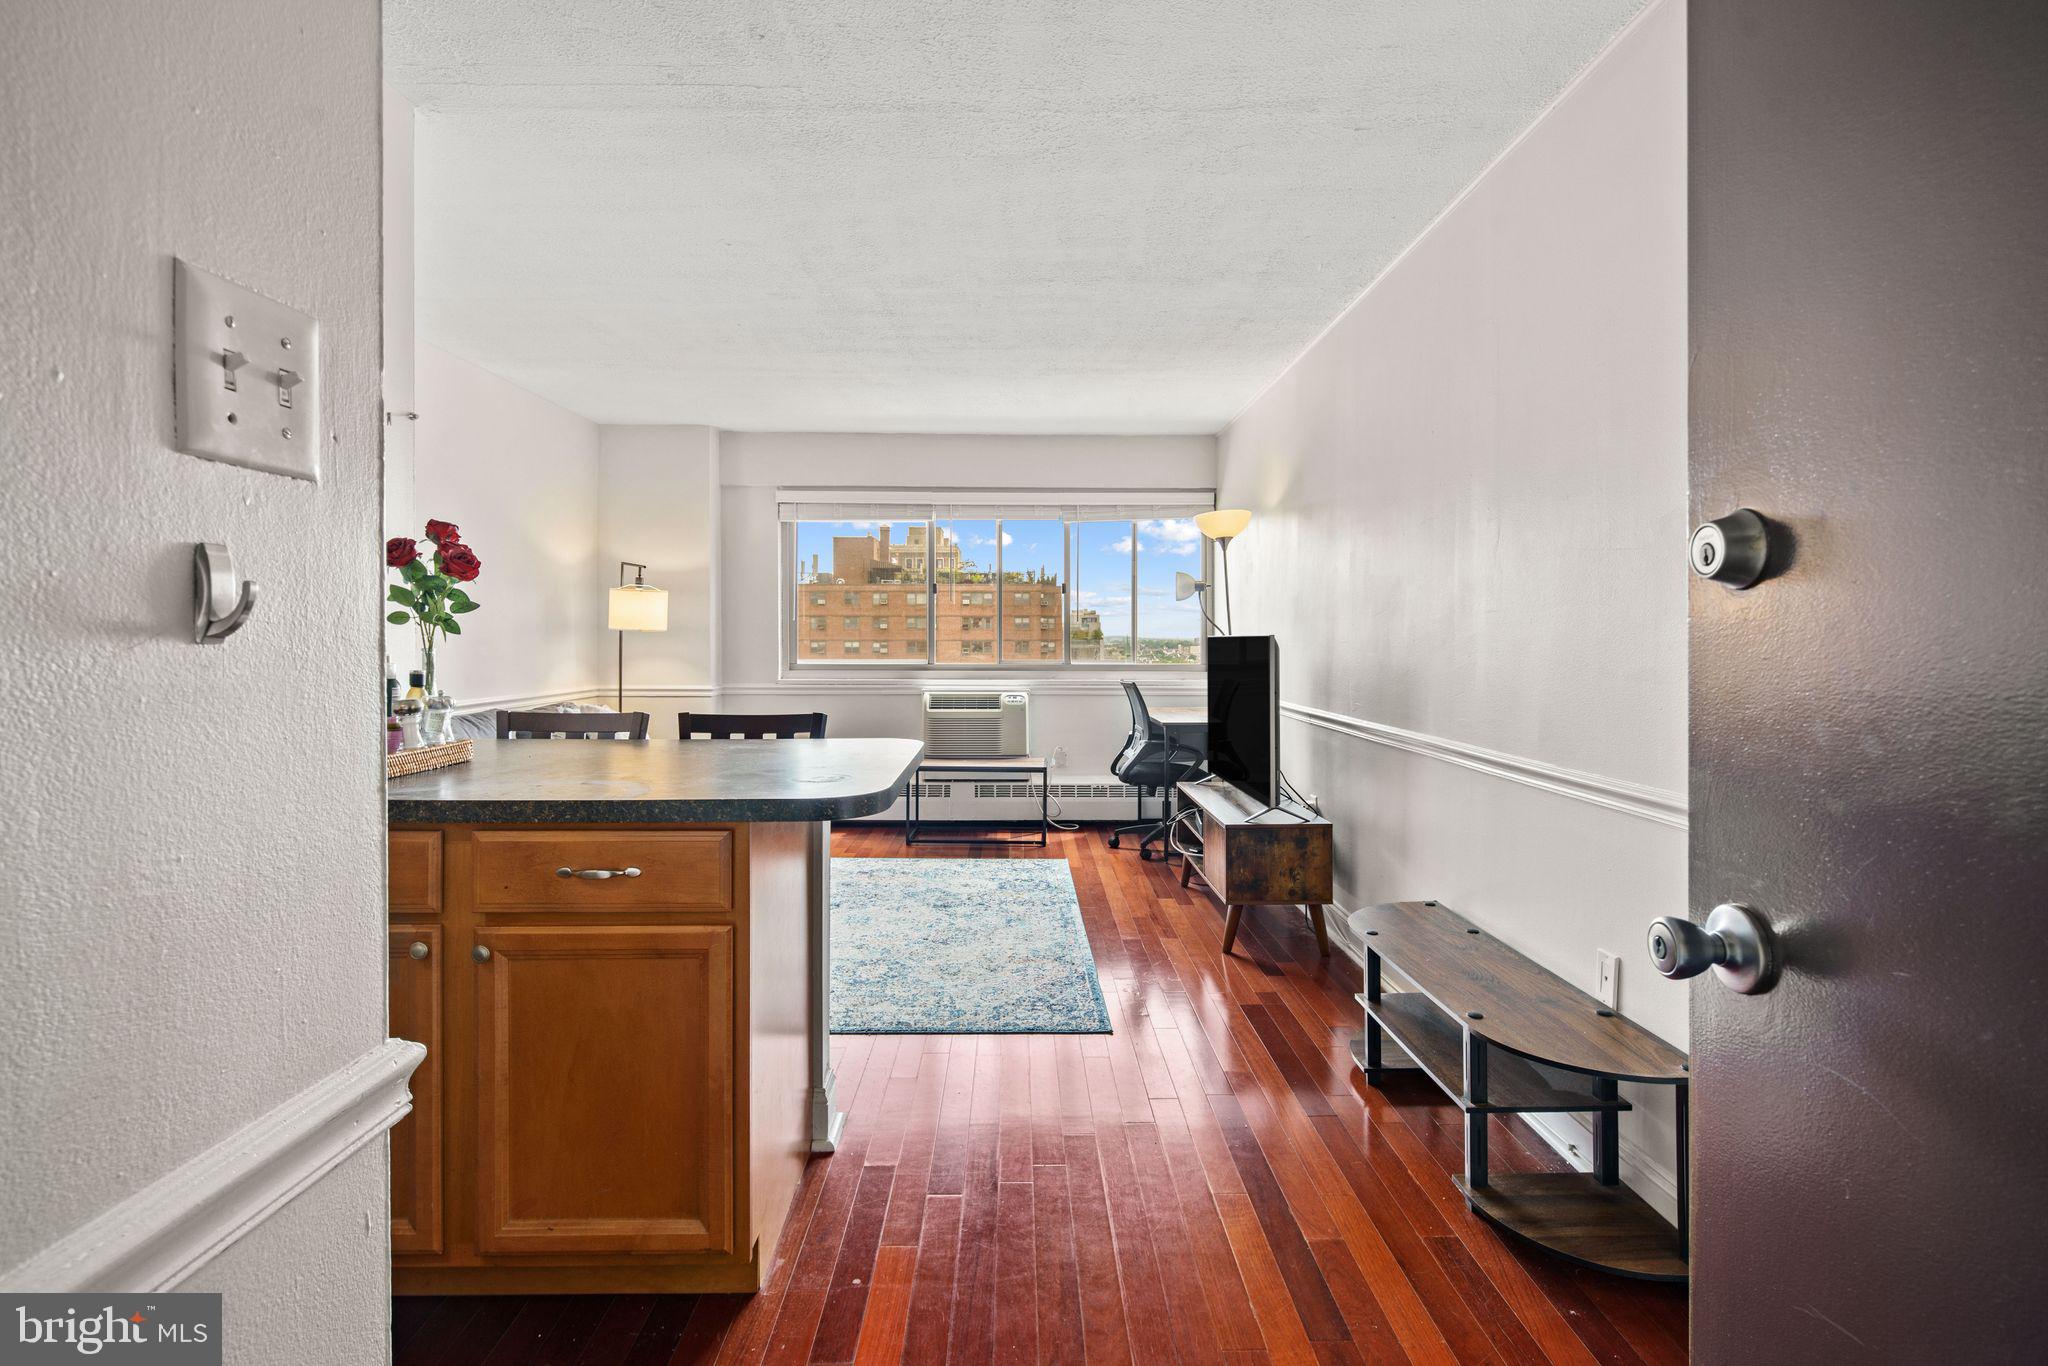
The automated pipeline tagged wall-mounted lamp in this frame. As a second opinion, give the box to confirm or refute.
[1192,508,1252,633]
[608,561,669,710]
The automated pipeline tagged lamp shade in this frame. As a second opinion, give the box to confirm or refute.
[608,582,670,632]
[1195,508,1252,540]
[1174,570,1208,602]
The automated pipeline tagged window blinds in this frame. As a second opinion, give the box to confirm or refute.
[776,489,1215,523]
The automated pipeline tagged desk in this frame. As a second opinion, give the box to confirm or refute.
[905,755,1050,847]
[1150,707,1208,832]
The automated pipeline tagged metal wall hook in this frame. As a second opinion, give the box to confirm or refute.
[193,542,259,643]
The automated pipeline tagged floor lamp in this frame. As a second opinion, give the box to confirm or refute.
[1192,509,1252,634]
[609,561,669,710]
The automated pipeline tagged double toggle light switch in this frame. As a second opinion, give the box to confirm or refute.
[173,258,321,482]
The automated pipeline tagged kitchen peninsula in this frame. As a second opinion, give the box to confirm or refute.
[385,736,921,1294]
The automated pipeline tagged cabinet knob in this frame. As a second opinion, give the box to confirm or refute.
[472,944,491,963]
[408,941,429,961]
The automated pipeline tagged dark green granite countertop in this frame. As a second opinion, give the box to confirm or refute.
[387,737,924,824]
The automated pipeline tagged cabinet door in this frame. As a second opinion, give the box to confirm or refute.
[473,924,735,1256]
[388,924,442,1254]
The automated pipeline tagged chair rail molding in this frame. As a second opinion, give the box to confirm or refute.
[0,1038,425,1293]
[1280,700,1686,828]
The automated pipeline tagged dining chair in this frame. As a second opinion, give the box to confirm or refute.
[678,712,829,740]
[496,709,650,740]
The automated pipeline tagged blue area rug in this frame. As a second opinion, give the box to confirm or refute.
[830,858,1111,1034]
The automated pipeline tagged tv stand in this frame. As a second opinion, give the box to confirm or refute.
[1175,779,1333,956]
[1350,900,1692,1280]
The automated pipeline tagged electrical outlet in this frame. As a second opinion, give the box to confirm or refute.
[1596,950,1620,1009]
[1052,746,1068,768]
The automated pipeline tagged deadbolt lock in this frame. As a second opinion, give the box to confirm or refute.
[1690,508,1769,588]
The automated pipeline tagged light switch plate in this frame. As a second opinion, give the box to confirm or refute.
[173,258,320,481]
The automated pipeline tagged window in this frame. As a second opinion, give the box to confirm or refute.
[1069,521,1131,662]
[788,503,1206,668]
[793,519,924,666]
[1132,517,1204,664]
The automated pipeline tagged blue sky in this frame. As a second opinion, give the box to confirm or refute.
[795,517,1203,642]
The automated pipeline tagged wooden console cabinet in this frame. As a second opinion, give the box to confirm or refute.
[1175,779,1334,955]
[384,821,811,1294]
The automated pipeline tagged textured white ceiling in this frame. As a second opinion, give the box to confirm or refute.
[387,0,1647,433]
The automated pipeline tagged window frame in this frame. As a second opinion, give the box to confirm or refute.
[785,512,1210,673]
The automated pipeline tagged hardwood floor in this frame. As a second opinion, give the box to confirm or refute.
[394,825,1687,1365]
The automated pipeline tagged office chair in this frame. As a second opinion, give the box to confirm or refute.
[1107,681,1204,861]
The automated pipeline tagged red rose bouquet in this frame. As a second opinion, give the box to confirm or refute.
[385,519,483,693]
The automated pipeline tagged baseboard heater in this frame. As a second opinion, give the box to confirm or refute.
[848,776,1154,824]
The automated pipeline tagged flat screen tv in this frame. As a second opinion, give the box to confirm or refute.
[1206,635,1279,808]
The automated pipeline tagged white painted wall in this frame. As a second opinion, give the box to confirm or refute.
[714,433,1216,799]
[400,343,604,705]
[384,85,417,593]
[597,426,721,707]
[1215,0,1689,1211]
[0,1,391,1357]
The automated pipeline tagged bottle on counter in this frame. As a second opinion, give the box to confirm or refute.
[393,696,425,750]
[405,669,427,705]
[423,691,453,746]
[385,654,399,717]
[386,715,404,755]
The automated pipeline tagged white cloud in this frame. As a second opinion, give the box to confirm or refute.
[1001,531,1014,547]
[1136,518,1200,555]
[1109,536,1134,554]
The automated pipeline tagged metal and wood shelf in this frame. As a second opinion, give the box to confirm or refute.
[1351,899,1691,1281]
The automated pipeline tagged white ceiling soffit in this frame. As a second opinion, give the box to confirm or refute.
[388,0,1649,434]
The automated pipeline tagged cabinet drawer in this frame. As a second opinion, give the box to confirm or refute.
[473,830,735,910]
[389,831,443,914]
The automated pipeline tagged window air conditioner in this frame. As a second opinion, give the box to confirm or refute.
[922,690,1030,758]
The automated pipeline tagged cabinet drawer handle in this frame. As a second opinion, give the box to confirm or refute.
[555,866,641,880]
[472,944,491,963]
[408,941,430,961]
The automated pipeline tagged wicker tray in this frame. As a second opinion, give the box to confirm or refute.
[386,737,473,779]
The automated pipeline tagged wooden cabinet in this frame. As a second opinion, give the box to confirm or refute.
[473,924,734,1256]
[386,821,810,1296]
[1177,779,1334,957]
[388,925,442,1254]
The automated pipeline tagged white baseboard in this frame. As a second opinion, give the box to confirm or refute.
[0,1038,426,1293]
[1323,907,1680,1225]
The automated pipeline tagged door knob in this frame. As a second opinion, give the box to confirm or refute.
[1689,509,1769,588]
[472,944,491,963]
[1647,903,1778,994]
